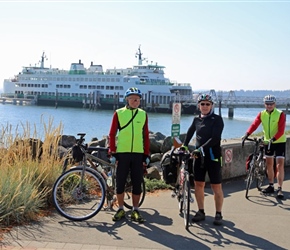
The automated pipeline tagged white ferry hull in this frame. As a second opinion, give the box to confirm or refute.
[2,47,198,114]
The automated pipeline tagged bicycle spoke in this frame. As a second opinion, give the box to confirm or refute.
[52,167,105,221]
[182,173,191,229]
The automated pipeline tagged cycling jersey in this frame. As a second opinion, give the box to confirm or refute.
[247,108,286,143]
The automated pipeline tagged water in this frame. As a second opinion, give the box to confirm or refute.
[1,104,289,141]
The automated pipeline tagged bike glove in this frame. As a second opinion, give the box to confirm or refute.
[143,154,150,166]
[110,156,116,164]
[180,145,188,151]
[242,132,249,141]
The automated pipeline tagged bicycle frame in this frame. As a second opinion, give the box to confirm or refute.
[60,133,146,210]
[170,147,193,229]
[242,137,266,198]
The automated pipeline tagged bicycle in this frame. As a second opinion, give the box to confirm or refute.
[52,133,146,221]
[170,147,194,229]
[242,137,268,199]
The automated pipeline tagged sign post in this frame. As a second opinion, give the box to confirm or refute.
[171,102,182,147]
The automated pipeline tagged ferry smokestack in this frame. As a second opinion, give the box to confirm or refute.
[79,59,81,64]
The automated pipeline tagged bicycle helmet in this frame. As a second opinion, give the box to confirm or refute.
[124,87,142,98]
[197,94,213,103]
[263,95,276,103]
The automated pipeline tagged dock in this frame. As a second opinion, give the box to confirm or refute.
[0,97,36,105]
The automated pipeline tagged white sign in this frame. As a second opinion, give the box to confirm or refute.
[172,102,181,124]
[225,148,233,163]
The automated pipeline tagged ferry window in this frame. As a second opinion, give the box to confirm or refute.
[93,78,96,81]
[116,78,120,82]
[61,77,64,81]
[115,86,119,90]
[97,86,100,89]
[89,78,92,82]
[102,78,105,82]
[85,78,88,81]
[111,78,115,82]
[106,86,110,90]
[57,78,60,81]
[98,78,101,82]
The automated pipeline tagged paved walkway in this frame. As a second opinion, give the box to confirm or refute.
[1,169,290,250]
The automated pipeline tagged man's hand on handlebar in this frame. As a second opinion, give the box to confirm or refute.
[192,146,204,158]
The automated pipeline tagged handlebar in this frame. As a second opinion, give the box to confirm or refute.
[242,137,263,148]
[242,136,272,150]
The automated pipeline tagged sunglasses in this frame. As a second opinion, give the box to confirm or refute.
[265,103,274,106]
[200,103,211,106]
[128,98,142,102]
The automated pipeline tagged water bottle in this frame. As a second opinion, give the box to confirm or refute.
[107,171,113,187]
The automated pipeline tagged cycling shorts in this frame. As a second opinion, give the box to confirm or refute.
[265,142,286,158]
[193,156,222,184]
[116,153,143,195]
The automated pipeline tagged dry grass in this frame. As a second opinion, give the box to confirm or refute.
[0,118,64,230]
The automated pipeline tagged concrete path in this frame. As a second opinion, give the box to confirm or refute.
[1,169,290,250]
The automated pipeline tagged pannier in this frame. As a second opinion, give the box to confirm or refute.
[161,148,195,185]
[245,153,254,171]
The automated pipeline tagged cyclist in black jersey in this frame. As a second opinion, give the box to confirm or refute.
[183,94,224,226]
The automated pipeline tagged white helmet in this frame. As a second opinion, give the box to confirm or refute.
[263,95,276,103]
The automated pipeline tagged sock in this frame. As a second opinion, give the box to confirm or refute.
[269,183,274,187]
[216,211,222,216]
[118,206,124,210]
[199,209,205,214]
[133,207,139,211]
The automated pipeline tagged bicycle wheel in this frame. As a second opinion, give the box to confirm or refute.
[52,167,106,221]
[123,178,146,209]
[245,164,254,199]
[256,159,266,191]
[182,172,191,229]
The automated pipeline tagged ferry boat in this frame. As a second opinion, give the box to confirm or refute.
[2,46,198,114]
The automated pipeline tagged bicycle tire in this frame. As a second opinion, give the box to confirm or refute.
[123,178,146,209]
[245,164,254,199]
[52,167,106,221]
[182,172,191,229]
[256,159,266,191]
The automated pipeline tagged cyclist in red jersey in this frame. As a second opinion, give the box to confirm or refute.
[108,87,150,223]
[242,95,286,199]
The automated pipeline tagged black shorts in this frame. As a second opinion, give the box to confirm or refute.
[116,153,143,195]
[265,142,286,158]
[193,156,222,184]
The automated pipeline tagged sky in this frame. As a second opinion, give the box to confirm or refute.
[0,0,290,93]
